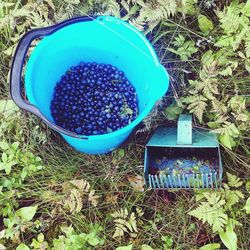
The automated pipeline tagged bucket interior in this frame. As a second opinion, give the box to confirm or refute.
[25,17,169,132]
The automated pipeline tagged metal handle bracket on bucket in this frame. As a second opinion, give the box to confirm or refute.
[10,16,96,139]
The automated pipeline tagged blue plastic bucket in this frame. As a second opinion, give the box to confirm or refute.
[10,16,169,154]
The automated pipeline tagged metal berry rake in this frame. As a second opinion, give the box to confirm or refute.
[144,115,222,189]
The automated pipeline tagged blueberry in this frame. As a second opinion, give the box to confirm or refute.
[75,127,83,134]
[50,61,138,135]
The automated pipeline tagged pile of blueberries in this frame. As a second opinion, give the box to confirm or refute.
[50,62,138,135]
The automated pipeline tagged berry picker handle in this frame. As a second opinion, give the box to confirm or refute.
[10,16,95,139]
[177,114,192,145]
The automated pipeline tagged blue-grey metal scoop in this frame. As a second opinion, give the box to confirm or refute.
[144,115,222,189]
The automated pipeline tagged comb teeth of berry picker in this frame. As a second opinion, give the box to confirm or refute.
[148,172,220,189]
[144,115,223,189]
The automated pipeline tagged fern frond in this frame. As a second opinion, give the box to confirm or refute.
[189,192,228,233]
[226,173,243,188]
[102,0,121,17]
[70,179,91,193]
[111,208,128,219]
[64,189,83,214]
[183,95,207,123]
[111,208,140,238]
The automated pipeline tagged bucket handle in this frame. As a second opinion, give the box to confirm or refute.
[10,16,95,138]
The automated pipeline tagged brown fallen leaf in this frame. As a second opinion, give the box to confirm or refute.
[105,194,119,205]
[128,175,145,192]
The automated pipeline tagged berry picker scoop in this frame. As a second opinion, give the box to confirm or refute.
[144,115,223,189]
[10,16,169,154]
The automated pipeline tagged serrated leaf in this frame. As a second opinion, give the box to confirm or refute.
[128,212,137,232]
[201,50,215,66]
[88,190,99,207]
[242,0,250,16]
[227,173,243,187]
[111,208,128,218]
[198,15,213,34]
[70,179,90,193]
[113,226,125,238]
[16,205,38,222]
[225,190,244,208]
[189,192,228,233]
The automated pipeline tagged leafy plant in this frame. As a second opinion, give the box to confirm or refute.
[111,207,143,238]
[171,0,250,149]
[189,173,248,250]
[51,225,104,249]
[161,235,173,249]
[168,34,198,60]
[198,14,213,35]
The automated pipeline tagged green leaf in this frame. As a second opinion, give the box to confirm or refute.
[5,163,12,175]
[199,243,221,250]
[198,15,213,34]
[116,245,133,250]
[16,243,30,250]
[0,100,19,117]
[125,107,133,115]
[164,103,183,120]
[179,0,198,15]
[189,192,228,233]
[219,226,237,250]
[16,205,38,222]
[226,173,243,188]
[88,237,99,246]
[225,189,244,208]
[219,132,236,149]
[201,50,215,66]
[246,181,250,192]
[37,233,44,243]
[243,197,250,214]
[141,245,153,250]
[118,149,125,158]
[2,153,7,163]
[0,142,9,150]
[161,235,173,247]
[242,0,250,16]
